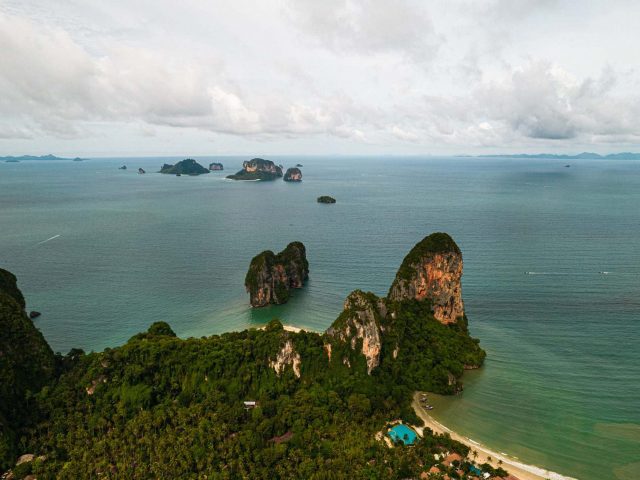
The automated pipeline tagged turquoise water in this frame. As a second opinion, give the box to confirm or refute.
[1,156,638,479]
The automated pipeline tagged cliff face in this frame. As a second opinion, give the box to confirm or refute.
[227,158,283,180]
[283,167,302,182]
[326,291,386,374]
[270,338,301,378]
[387,232,464,325]
[245,242,309,307]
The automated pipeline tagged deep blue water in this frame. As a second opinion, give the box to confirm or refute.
[1,156,638,479]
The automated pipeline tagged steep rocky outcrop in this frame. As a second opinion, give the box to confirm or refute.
[326,291,387,373]
[387,232,464,325]
[245,242,309,307]
[283,167,302,182]
[270,338,301,378]
[160,159,210,175]
[227,158,283,181]
[209,162,224,171]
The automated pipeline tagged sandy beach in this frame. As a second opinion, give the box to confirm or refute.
[412,393,578,480]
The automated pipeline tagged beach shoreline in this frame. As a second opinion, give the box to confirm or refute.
[412,392,578,480]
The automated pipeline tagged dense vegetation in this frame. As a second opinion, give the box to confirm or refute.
[0,269,55,470]
[317,196,336,204]
[159,159,210,175]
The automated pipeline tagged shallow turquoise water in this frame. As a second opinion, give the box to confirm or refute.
[1,156,638,479]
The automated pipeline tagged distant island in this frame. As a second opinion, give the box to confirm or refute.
[283,167,302,182]
[159,159,209,175]
[209,162,224,171]
[317,195,336,204]
[227,158,283,180]
[0,154,86,162]
[478,151,640,159]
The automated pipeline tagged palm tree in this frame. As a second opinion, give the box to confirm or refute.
[472,450,478,461]
[487,456,492,463]
[498,459,503,467]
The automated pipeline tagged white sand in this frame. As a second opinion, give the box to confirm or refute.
[412,393,579,480]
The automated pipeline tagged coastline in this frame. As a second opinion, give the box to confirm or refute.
[412,393,578,480]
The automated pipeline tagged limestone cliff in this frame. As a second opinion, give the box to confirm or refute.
[283,167,302,182]
[245,242,309,307]
[387,232,464,325]
[326,290,387,374]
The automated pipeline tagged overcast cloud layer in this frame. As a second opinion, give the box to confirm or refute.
[1,0,639,156]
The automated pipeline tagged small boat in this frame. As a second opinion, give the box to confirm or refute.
[425,405,434,410]
[176,173,182,176]
[564,164,571,168]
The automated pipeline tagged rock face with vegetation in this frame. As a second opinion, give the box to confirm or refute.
[0,233,490,479]
[326,291,387,373]
[159,159,209,175]
[245,242,309,307]
[283,167,302,182]
[387,232,465,325]
[227,158,283,180]
[209,162,224,171]
[317,195,336,204]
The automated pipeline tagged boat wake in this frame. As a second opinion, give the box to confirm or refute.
[36,234,61,245]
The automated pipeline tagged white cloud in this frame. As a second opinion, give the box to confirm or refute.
[1,1,640,155]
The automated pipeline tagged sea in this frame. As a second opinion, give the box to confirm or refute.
[1,156,638,480]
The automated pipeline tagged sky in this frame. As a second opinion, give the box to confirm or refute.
[1,0,640,157]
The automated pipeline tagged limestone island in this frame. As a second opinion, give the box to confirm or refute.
[227,158,283,181]
[245,242,309,307]
[283,167,302,182]
[138,168,146,174]
[317,195,336,204]
[118,165,127,170]
[296,163,303,167]
[209,162,224,171]
[159,159,209,175]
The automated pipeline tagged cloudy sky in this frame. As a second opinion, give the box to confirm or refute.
[1,0,639,157]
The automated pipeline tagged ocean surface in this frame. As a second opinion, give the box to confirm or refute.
[1,156,638,479]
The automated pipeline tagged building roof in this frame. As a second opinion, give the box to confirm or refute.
[387,424,418,446]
